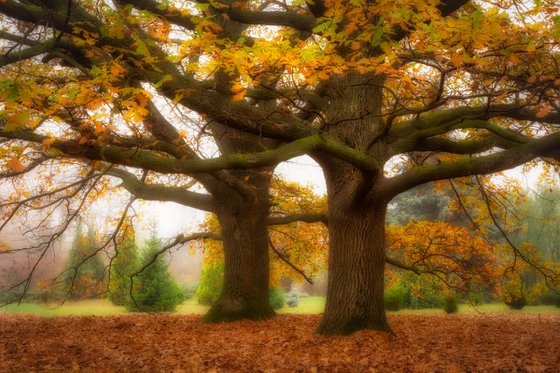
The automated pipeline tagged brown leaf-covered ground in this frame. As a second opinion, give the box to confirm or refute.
[0,313,559,372]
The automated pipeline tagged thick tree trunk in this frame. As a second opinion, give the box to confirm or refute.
[317,201,390,335]
[313,72,391,335]
[315,161,390,335]
[204,194,275,322]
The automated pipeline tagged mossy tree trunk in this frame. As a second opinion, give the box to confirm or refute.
[204,192,275,322]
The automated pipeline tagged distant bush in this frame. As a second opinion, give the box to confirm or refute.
[536,290,560,307]
[127,237,183,312]
[408,293,443,309]
[464,285,491,306]
[269,288,285,310]
[24,289,52,303]
[64,224,106,299]
[505,294,527,310]
[196,262,223,305]
[443,294,459,314]
[286,290,300,308]
[385,284,407,311]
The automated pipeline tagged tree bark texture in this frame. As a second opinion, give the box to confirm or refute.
[316,161,390,335]
[315,74,391,335]
[204,193,275,322]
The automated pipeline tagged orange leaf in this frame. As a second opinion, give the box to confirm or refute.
[42,138,56,147]
[6,158,26,173]
[451,53,462,68]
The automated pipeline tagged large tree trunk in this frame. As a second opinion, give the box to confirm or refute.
[313,72,391,335]
[204,185,275,322]
[316,161,390,335]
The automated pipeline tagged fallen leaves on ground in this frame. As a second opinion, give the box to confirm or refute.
[0,313,559,372]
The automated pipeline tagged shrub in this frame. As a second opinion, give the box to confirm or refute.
[127,237,183,312]
[269,288,285,310]
[537,291,560,307]
[385,283,408,311]
[443,294,459,314]
[505,294,527,309]
[285,290,300,307]
[196,262,223,305]
[408,294,443,309]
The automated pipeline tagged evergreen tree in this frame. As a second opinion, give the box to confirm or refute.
[387,183,452,226]
[128,235,183,312]
[65,223,105,299]
[108,221,139,306]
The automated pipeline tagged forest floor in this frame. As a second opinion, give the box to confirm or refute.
[0,313,558,372]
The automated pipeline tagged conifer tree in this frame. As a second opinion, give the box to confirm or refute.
[65,223,105,299]
[108,221,139,306]
[128,234,183,312]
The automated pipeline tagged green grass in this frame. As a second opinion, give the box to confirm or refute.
[278,296,325,314]
[0,299,127,316]
[1,297,558,317]
[176,298,209,314]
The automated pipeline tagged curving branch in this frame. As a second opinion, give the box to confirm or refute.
[268,237,314,284]
[107,168,216,212]
[383,131,560,198]
[0,128,378,175]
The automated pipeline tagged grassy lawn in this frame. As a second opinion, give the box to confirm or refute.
[0,299,127,316]
[278,296,326,314]
[177,299,209,314]
[1,296,558,316]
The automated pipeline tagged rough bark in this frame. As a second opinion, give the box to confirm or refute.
[204,190,275,322]
[204,121,277,322]
[315,73,391,335]
[316,161,390,335]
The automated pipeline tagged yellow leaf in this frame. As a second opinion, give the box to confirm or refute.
[230,82,245,94]
[509,54,521,64]
[536,105,551,119]
[232,89,247,101]
[4,110,29,131]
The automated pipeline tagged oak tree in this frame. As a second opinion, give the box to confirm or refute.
[1,0,560,335]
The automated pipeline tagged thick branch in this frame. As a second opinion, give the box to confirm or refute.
[389,105,560,143]
[0,129,377,175]
[0,39,62,67]
[383,131,560,198]
[267,213,327,226]
[385,256,422,275]
[225,9,315,32]
[107,168,216,212]
[116,0,197,30]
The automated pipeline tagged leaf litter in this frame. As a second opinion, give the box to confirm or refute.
[0,313,558,372]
